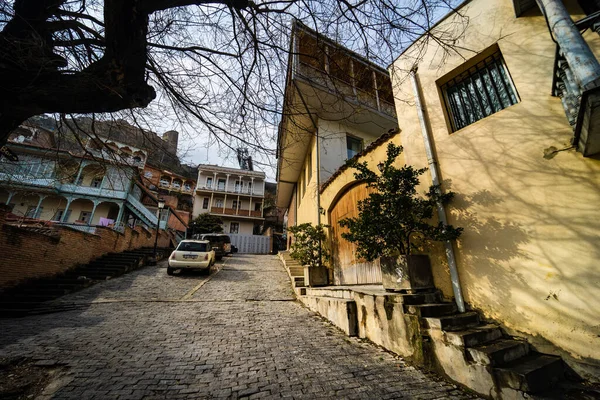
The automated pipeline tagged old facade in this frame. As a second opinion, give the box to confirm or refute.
[276,20,398,242]
[193,164,266,235]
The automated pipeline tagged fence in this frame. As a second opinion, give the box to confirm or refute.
[229,234,271,254]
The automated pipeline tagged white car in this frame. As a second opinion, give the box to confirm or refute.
[167,240,215,275]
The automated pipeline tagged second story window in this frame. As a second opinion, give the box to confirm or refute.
[235,180,241,192]
[91,176,103,188]
[202,198,209,209]
[217,179,226,190]
[346,136,363,159]
[440,50,519,132]
[206,177,213,188]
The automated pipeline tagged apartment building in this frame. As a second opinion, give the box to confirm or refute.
[193,164,266,235]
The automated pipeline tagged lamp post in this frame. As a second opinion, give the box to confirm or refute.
[150,198,166,265]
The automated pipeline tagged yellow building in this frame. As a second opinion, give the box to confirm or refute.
[386,0,600,381]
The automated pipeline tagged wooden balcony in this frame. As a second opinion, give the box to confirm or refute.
[209,207,263,218]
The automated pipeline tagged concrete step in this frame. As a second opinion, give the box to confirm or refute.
[305,287,354,299]
[495,353,564,393]
[396,291,441,305]
[405,303,457,318]
[423,311,480,331]
[293,277,305,287]
[444,324,503,347]
[288,267,304,276]
[467,339,530,366]
[302,296,358,336]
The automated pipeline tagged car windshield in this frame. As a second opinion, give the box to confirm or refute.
[177,242,208,252]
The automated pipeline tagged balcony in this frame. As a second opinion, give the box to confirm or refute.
[296,61,396,118]
[209,207,263,218]
[196,185,264,196]
[59,183,128,200]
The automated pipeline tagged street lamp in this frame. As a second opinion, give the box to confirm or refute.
[150,198,166,266]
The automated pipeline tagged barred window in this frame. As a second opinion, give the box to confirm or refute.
[441,52,519,131]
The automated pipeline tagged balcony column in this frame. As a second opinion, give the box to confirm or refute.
[61,198,73,222]
[249,195,253,217]
[74,161,85,185]
[210,192,214,212]
[88,200,99,226]
[537,0,600,90]
[223,194,227,214]
[115,203,125,225]
[225,174,230,192]
[213,172,217,189]
[373,70,381,112]
[236,195,240,215]
[33,195,46,219]
[260,199,264,217]
[6,190,15,205]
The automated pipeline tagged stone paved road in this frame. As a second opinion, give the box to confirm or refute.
[0,254,476,399]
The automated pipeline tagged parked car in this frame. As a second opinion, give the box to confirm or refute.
[198,233,232,260]
[167,240,215,275]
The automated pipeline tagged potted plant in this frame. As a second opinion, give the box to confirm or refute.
[287,223,329,287]
[339,143,462,292]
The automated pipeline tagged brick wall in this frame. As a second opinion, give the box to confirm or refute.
[0,205,173,289]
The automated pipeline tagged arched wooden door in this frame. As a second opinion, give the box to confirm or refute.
[329,183,381,285]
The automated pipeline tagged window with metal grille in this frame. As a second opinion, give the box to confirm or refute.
[441,51,519,131]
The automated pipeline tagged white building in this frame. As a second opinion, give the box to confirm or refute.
[193,164,266,235]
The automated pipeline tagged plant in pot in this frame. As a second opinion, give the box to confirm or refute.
[339,143,462,292]
[287,223,330,287]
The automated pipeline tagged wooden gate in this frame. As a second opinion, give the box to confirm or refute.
[329,183,382,285]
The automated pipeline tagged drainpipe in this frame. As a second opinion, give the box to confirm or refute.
[536,0,600,90]
[410,69,466,313]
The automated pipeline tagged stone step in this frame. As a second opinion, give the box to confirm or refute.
[288,267,304,276]
[467,339,530,366]
[495,353,564,393]
[443,324,503,347]
[302,296,358,336]
[305,287,354,299]
[423,311,480,331]
[405,303,457,318]
[293,277,305,287]
[396,291,441,305]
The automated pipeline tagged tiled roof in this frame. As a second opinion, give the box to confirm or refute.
[319,128,400,194]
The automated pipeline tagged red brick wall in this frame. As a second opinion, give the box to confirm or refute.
[0,206,173,289]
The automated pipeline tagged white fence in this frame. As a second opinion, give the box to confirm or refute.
[229,234,271,254]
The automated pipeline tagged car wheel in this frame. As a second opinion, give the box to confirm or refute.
[167,267,174,276]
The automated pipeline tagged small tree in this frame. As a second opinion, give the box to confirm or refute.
[287,223,329,268]
[188,214,224,237]
[339,143,462,261]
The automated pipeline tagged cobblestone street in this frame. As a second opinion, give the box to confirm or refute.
[0,255,475,399]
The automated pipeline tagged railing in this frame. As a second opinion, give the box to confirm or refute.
[126,194,158,226]
[59,183,128,200]
[196,185,264,196]
[0,173,55,187]
[296,61,397,118]
[209,207,263,217]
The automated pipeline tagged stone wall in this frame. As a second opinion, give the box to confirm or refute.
[0,205,172,289]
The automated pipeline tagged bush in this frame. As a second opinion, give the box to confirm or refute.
[287,223,329,268]
[339,143,462,260]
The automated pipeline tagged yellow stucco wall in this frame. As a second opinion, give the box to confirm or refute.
[390,0,600,378]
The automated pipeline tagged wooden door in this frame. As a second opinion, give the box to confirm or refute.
[329,183,381,285]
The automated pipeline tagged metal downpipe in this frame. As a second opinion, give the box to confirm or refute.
[409,69,466,313]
